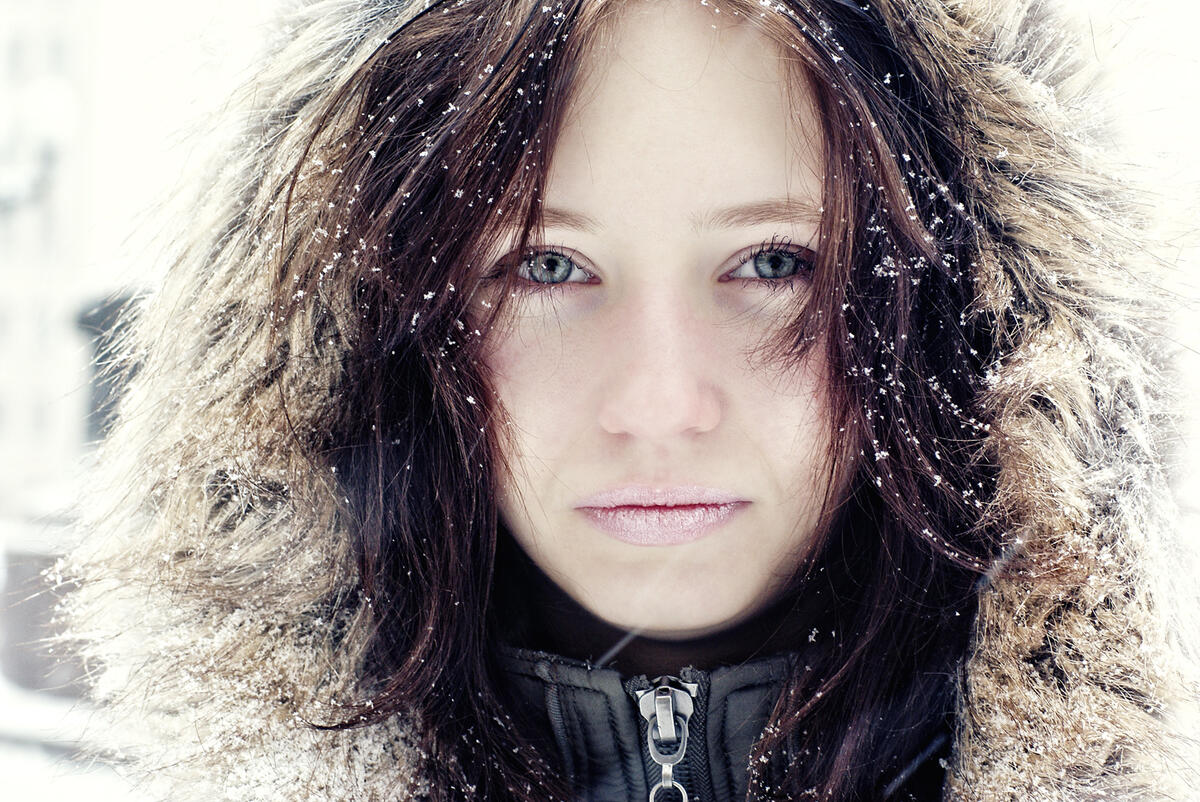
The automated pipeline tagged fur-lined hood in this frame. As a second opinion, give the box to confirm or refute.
[65,0,1198,799]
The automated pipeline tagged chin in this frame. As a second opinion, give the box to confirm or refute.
[590,587,762,642]
[633,619,741,642]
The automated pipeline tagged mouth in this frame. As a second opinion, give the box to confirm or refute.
[575,486,749,546]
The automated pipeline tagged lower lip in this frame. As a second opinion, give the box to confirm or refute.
[577,502,748,546]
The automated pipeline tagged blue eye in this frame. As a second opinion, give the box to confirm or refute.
[753,250,800,278]
[726,242,815,281]
[519,251,588,285]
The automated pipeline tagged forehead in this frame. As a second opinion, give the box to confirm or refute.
[543,1,825,229]
[585,1,785,86]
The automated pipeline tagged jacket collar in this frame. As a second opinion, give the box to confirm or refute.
[494,644,949,801]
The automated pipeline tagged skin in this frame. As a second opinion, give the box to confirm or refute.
[484,1,834,668]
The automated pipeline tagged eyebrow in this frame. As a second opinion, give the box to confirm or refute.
[693,198,823,231]
[538,197,823,234]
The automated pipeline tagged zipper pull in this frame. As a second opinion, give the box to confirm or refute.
[635,677,700,802]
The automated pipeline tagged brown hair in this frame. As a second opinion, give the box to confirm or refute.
[118,0,1005,798]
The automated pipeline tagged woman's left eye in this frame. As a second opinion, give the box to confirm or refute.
[725,243,815,282]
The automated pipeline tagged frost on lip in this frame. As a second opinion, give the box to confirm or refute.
[578,502,748,546]
[574,485,745,509]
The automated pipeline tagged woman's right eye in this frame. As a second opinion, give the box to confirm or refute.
[518,251,593,286]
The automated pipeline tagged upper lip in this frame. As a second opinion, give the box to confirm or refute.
[575,485,745,508]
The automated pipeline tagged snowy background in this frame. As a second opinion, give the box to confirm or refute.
[1,0,1197,798]
[2,1,280,797]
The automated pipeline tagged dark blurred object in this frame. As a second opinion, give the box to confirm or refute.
[1,546,82,696]
[0,293,135,696]
[77,294,134,443]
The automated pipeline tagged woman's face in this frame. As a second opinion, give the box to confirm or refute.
[484,1,834,640]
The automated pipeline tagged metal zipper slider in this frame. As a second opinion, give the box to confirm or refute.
[635,677,700,802]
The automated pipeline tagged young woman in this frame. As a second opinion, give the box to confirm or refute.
[66,0,1196,800]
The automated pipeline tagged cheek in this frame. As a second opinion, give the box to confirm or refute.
[483,320,601,511]
[485,324,587,437]
[484,322,598,563]
[756,351,838,504]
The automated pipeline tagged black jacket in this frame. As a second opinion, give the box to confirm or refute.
[498,645,950,801]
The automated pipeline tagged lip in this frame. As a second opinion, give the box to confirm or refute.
[575,485,749,546]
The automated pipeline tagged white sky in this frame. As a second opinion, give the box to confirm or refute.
[77,0,283,296]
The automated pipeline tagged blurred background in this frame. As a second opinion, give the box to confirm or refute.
[2,1,280,797]
[1,0,1197,798]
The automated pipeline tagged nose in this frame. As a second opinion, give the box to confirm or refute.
[596,290,723,441]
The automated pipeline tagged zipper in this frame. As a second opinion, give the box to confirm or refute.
[634,676,700,802]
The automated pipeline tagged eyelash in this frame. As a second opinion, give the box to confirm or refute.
[499,236,816,296]
[511,244,595,296]
[722,235,815,290]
